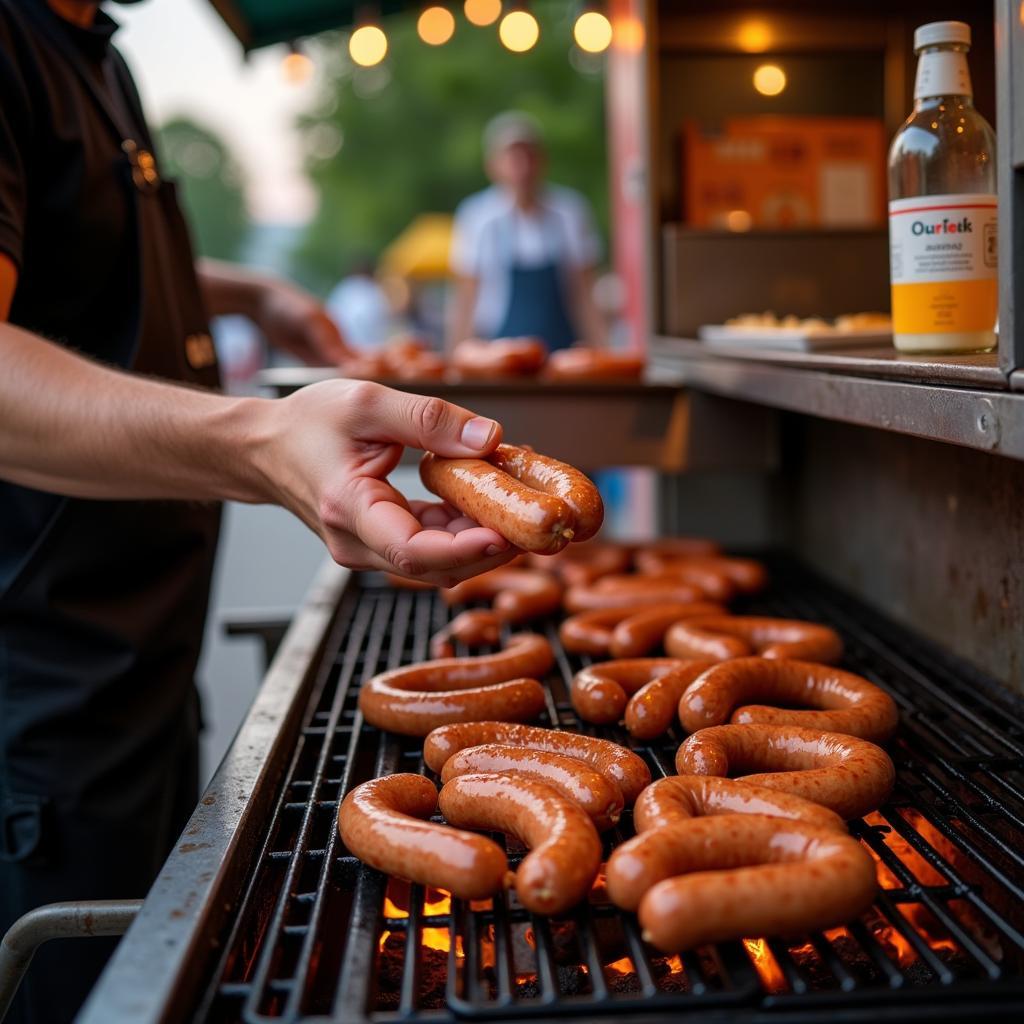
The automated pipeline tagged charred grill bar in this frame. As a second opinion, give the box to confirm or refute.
[83,557,1024,1023]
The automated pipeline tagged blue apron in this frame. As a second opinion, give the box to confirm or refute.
[493,208,577,351]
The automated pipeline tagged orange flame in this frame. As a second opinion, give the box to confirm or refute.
[663,954,684,975]
[742,938,787,992]
[604,956,635,976]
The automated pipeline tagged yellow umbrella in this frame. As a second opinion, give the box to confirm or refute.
[380,213,454,280]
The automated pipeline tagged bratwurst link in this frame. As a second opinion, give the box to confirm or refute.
[420,444,603,554]
[678,657,900,743]
[423,721,652,804]
[438,773,602,915]
[675,723,895,820]
[337,774,508,899]
[665,615,844,663]
[357,633,554,736]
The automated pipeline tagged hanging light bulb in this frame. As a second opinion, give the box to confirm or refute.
[464,0,501,27]
[281,43,314,84]
[753,63,786,96]
[573,6,611,54]
[499,6,539,52]
[349,23,388,67]
[418,5,456,46]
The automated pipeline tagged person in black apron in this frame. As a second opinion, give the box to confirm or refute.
[0,4,515,1021]
[447,110,606,352]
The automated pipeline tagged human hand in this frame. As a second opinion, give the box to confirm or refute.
[250,380,517,585]
[254,277,351,366]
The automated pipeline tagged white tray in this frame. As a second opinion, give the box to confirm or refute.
[698,323,892,352]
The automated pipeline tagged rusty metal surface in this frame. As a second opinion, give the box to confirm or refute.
[77,561,351,1024]
[784,417,1024,691]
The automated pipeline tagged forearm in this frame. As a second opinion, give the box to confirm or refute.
[572,267,607,347]
[0,321,268,502]
[446,277,478,352]
[196,257,273,319]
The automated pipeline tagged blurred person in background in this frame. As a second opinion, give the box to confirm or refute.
[447,111,606,351]
[0,2,514,1020]
[326,255,400,350]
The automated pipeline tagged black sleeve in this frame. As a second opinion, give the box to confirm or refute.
[0,12,31,269]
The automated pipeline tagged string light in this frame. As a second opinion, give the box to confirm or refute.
[753,63,786,96]
[350,24,388,67]
[499,8,539,52]
[418,5,455,45]
[573,9,612,54]
[281,48,314,84]
[464,0,501,26]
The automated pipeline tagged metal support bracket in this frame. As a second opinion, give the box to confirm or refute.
[0,899,141,1022]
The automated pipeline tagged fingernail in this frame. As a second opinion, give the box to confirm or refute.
[485,542,507,556]
[461,417,497,450]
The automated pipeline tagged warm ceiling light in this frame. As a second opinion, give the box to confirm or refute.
[418,6,455,45]
[724,209,753,232]
[281,50,314,84]
[737,19,772,53]
[499,9,539,52]
[753,63,786,96]
[349,24,388,67]
[573,10,612,54]
[464,0,501,26]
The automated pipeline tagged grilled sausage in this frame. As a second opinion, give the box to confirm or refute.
[571,658,708,728]
[337,774,508,899]
[440,744,624,831]
[430,609,503,658]
[609,602,727,658]
[634,554,768,594]
[439,773,601,914]
[564,579,705,613]
[421,452,576,555]
[451,337,547,378]
[624,660,718,739]
[559,607,634,655]
[675,724,895,820]
[423,721,652,804]
[678,658,900,743]
[607,781,847,912]
[358,633,553,736]
[638,538,722,559]
[632,816,877,951]
[665,615,843,664]
[635,566,736,602]
[632,775,845,834]
[528,541,632,587]
[542,348,645,381]
[488,445,604,544]
[443,566,564,621]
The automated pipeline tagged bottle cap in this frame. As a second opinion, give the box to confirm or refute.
[914,21,971,52]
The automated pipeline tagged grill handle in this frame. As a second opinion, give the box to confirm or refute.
[0,899,141,1022]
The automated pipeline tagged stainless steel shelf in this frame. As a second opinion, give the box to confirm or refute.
[650,338,1024,462]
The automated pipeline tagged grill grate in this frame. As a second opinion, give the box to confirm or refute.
[195,558,1024,1023]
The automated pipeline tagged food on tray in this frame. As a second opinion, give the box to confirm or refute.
[620,816,877,951]
[430,609,503,658]
[438,773,601,914]
[678,657,900,742]
[542,347,645,381]
[675,723,896,820]
[569,658,709,728]
[723,311,892,333]
[665,615,843,663]
[420,443,603,554]
[424,721,652,805]
[357,633,553,735]
[337,774,509,899]
[450,337,548,378]
[439,744,624,831]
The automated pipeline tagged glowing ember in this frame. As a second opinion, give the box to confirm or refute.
[742,938,787,992]
[604,956,635,976]
[383,895,409,920]
[424,889,451,917]
[664,954,685,975]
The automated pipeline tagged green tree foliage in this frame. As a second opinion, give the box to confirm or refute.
[156,116,249,262]
[293,2,607,292]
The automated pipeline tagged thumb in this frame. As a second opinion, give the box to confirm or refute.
[357,386,503,457]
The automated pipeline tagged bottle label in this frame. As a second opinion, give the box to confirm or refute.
[889,193,998,334]
[914,50,972,99]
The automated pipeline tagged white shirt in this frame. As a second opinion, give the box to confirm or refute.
[325,274,395,350]
[450,185,601,337]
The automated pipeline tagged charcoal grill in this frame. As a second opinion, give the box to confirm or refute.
[80,555,1024,1023]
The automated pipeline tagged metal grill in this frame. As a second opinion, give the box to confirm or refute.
[194,559,1024,1023]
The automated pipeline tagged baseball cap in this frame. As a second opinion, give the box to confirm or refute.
[483,111,544,157]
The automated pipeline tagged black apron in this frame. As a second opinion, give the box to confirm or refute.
[0,6,220,1021]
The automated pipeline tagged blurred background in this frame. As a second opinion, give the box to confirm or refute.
[113,0,614,779]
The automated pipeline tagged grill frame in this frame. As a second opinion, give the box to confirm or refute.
[81,557,1024,1024]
